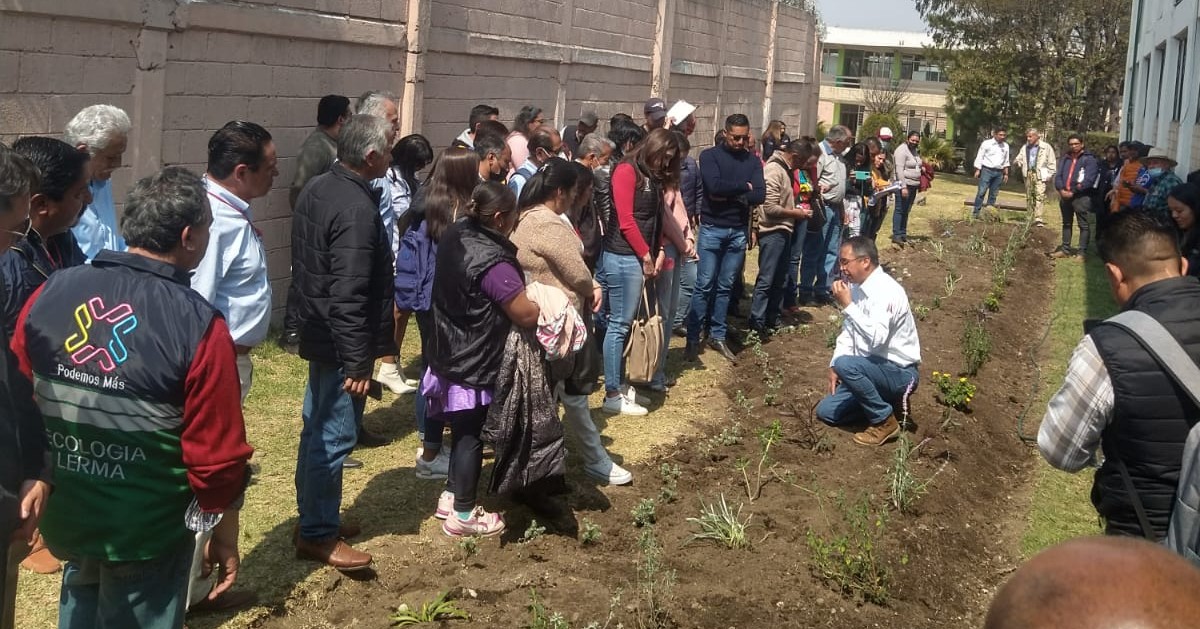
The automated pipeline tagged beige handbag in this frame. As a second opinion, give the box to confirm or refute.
[624,284,663,384]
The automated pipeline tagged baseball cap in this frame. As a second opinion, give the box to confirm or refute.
[878,127,894,140]
[579,111,598,127]
[644,98,667,122]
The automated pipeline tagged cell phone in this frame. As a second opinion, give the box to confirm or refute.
[367,379,384,400]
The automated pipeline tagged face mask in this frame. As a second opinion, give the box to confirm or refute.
[1148,167,1165,177]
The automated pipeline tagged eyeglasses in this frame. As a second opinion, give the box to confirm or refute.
[729,134,750,142]
[838,255,867,267]
[3,216,31,240]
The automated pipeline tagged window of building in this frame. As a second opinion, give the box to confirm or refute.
[821,49,840,77]
[1155,44,1166,119]
[1143,54,1152,117]
[842,50,865,78]
[900,55,947,82]
[1173,32,1188,122]
[839,104,864,134]
[865,53,894,79]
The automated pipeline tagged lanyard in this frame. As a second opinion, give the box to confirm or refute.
[206,190,262,240]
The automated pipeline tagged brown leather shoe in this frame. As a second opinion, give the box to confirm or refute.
[20,534,61,574]
[853,415,901,446]
[294,536,372,571]
[292,521,361,545]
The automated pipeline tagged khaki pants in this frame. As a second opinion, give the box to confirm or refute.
[236,353,253,405]
[1025,172,1047,222]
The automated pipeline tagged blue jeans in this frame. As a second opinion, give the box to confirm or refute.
[686,225,747,343]
[799,202,842,300]
[296,361,364,540]
[893,185,919,240]
[749,229,791,330]
[673,254,698,329]
[652,245,680,387]
[413,310,444,450]
[973,168,1003,215]
[58,536,193,629]
[783,222,808,310]
[816,355,919,426]
[600,251,645,393]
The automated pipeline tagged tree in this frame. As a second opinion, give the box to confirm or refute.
[915,0,1128,143]
[860,74,911,118]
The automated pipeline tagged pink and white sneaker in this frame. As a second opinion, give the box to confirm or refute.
[435,491,454,520]
[442,506,505,538]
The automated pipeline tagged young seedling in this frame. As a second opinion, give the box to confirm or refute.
[632,498,657,527]
[659,463,681,504]
[580,518,602,546]
[635,527,675,628]
[528,589,570,629]
[521,519,546,543]
[391,591,470,626]
[805,494,892,605]
[686,494,753,549]
[456,536,480,563]
[740,419,783,501]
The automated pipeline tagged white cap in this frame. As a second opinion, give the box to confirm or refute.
[666,100,696,125]
[878,126,894,139]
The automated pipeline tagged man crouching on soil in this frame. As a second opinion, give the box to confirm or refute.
[816,236,922,446]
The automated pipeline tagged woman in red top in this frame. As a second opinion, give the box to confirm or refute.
[598,129,683,416]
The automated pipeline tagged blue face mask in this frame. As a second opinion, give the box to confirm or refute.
[1148,167,1165,178]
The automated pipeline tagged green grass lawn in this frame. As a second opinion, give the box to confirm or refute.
[12,170,1098,627]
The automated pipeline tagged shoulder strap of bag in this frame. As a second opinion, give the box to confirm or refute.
[1102,310,1200,539]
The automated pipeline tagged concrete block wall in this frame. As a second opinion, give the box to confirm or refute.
[1,0,820,319]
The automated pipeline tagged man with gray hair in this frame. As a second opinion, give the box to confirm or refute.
[64,104,131,260]
[1013,128,1057,227]
[12,166,253,628]
[816,235,921,446]
[289,114,396,571]
[575,133,614,171]
[798,124,852,306]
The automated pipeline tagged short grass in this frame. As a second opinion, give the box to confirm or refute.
[12,170,1059,627]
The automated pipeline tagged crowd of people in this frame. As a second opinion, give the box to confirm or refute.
[7,87,1200,628]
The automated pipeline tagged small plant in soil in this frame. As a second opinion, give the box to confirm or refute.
[932,371,976,411]
[658,463,681,504]
[734,389,754,415]
[931,294,942,310]
[739,419,783,501]
[456,536,480,563]
[686,494,753,549]
[825,314,844,349]
[928,239,946,262]
[962,319,992,375]
[391,591,470,626]
[528,589,570,629]
[763,366,783,407]
[912,302,930,321]
[805,494,892,605]
[943,267,961,298]
[521,519,547,543]
[580,518,602,546]
[635,527,676,628]
[965,232,990,255]
[983,291,1001,312]
[887,433,931,514]
[632,498,657,527]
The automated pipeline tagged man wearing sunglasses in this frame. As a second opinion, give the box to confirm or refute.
[817,236,921,446]
[686,113,765,363]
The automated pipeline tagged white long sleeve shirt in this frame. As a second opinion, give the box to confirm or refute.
[831,266,922,368]
[973,138,1011,170]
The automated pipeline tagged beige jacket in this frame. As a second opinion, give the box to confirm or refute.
[1013,140,1057,183]
[757,153,798,234]
[511,205,594,309]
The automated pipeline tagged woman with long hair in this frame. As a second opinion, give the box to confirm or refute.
[397,147,480,483]
[650,131,695,392]
[1169,183,1200,278]
[425,181,537,537]
[507,105,545,176]
[511,158,633,485]
[760,119,790,161]
[599,128,683,416]
[377,134,434,395]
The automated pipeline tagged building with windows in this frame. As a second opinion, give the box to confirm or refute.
[1122,0,1200,172]
[818,27,952,139]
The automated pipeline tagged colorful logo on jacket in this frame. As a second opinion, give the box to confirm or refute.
[64,297,138,373]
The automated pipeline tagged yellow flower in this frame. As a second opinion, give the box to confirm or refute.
[932,371,940,377]
[959,377,967,382]
[966,397,972,402]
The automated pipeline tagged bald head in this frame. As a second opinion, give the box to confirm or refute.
[985,537,1200,629]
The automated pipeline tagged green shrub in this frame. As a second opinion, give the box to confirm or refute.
[860,112,904,143]
[918,135,955,172]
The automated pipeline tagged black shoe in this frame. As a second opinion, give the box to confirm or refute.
[707,339,737,363]
[342,456,364,469]
[684,342,701,362]
[278,331,300,354]
[672,326,687,338]
[356,428,391,448]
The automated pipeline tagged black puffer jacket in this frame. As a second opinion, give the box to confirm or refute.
[291,163,395,377]
[0,272,46,538]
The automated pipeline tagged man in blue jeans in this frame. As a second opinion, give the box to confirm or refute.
[799,125,851,305]
[972,126,1010,218]
[817,236,922,446]
[685,114,765,362]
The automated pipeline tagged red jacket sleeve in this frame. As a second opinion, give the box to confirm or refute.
[182,316,254,512]
[613,163,650,259]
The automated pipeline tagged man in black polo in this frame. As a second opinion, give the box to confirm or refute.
[1038,211,1200,541]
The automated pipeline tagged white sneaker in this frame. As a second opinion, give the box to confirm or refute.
[603,393,648,416]
[415,447,450,480]
[624,385,651,406]
[377,362,416,395]
[435,490,454,520]
[584,459,633,485]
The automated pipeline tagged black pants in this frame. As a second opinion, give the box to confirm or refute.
[1060,193,1095,253]
[1,502,17,629]
[443,406,488,513]
[282,281,302,339]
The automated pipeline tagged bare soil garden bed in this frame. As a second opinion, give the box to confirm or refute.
[253,219,1057,629]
